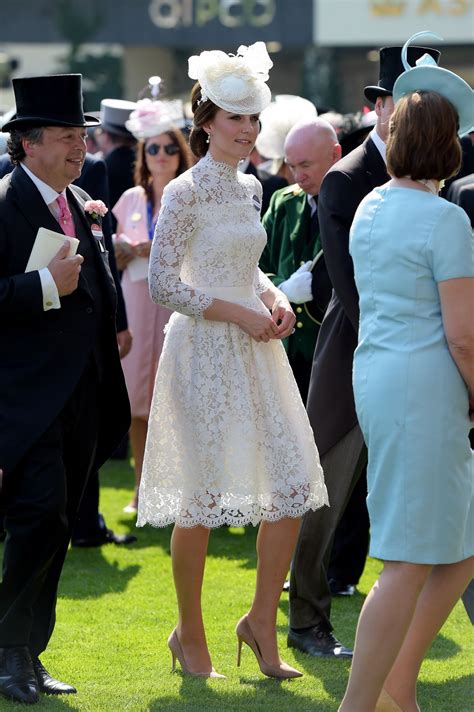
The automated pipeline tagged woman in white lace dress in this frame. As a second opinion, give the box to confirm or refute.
[137,43,328,679]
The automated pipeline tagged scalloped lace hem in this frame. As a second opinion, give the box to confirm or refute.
[137,496,328,529]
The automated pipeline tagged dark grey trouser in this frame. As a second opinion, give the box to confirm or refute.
[462,580,474,624]
[289,424,367,631]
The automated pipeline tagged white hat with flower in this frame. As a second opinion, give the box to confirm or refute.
[188,42,273,114]
[125,97,185,140]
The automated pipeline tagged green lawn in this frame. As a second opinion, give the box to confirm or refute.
[1,458,472,711]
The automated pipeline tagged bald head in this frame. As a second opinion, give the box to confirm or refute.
[284,118,341,196]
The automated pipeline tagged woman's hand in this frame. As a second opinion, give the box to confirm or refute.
[270,295,296,339]
[132,241,152,258]
[236,306,280,342]
[114,242,134,271]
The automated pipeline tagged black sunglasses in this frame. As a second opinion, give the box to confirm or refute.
[146,143,180,156]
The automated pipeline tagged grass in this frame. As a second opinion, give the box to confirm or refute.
[1,458,472,711]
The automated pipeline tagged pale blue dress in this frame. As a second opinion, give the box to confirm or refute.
[350,185,474,564]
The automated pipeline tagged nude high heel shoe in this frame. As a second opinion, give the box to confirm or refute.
[236,615,303,679]
[375,689,403,712]
[167,629,226,679]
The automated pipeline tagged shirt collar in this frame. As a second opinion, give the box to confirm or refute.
[307,194,318,215]
[20,163,67,205]
[370,127,387,164]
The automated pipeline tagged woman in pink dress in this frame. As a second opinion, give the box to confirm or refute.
[113,98,193,512]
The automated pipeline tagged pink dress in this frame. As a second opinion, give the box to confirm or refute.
[113,186,171,419]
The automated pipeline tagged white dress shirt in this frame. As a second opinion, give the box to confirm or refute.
[21,163,69,311]
[370,127,387,164]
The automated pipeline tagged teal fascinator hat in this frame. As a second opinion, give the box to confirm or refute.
[392,31,473,137]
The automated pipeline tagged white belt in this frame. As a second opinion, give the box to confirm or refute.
[196,285,255,300]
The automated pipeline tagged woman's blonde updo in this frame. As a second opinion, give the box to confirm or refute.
[189,82,220,158]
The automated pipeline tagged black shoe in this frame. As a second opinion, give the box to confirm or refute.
[0,646,39,704]
[33,658,77,695]
[287,624,353,658]
[72,528,137,547]
[328,579,356,597]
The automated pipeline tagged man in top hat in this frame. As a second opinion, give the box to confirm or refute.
[287,44,441,659]
[260,117,341,401]
[96,98,137,229]
[0,74,130,704]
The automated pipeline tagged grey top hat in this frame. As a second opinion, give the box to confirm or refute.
[100,98,138,138]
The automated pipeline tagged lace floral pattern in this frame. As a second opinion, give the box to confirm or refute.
[138,152,328,528]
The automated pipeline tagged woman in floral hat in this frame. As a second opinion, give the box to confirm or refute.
[113,96,192,513]
[137,42,328,679]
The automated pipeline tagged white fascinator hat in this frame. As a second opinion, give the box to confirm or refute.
[393,31,474,137]
[188,42,273,114]
[125,76,185,139]
[256,95,318,175]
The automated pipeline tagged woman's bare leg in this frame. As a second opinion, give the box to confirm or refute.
[127,417,148,509]
[384,556,474,712]
[247,517,301,665]
[339,561,432,712]
[170,524,212,672]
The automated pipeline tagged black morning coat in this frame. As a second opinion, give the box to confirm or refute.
[307,136,389,457]
[0,165,130,477]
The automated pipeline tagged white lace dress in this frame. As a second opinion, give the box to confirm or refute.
[137,152,328,528]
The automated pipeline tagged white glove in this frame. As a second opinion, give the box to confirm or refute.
[279,261,313,304]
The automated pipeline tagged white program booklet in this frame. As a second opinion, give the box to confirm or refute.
[127,256,149,282]
[25,227,79,273]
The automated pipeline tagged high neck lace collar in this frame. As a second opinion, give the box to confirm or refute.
[202,151,239,178]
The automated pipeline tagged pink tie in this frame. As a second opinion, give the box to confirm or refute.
[56,194,76,237]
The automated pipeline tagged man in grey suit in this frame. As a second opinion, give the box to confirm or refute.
[288,44,440,658]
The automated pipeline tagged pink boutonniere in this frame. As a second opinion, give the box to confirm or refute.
[84,199,108,221]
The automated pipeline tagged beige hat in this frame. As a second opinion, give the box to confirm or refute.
[256,95,317,175]
[188,42,273,114]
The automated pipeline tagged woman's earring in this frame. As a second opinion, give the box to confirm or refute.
[206,133,210,144]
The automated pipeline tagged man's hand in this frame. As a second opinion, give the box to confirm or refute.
[278,261,313,304]
[48,241,83,296]
[117,329,133,359]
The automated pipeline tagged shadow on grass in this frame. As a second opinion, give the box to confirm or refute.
[418,674,474,711]
[60,547,140,599]
[425,631,462,660]
[149,673,338,711]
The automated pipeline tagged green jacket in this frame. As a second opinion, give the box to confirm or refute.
[260,184,322,362]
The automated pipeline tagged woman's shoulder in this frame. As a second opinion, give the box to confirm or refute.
[117,185,146,203]
[162,166,200,206]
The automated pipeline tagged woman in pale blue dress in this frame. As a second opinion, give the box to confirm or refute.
[339,43,474,712]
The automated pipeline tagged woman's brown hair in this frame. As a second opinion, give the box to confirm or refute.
[189,82,220,159]
[386,91,462,181]
[133,127,192,211]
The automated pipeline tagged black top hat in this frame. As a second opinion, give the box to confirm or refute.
[364,46,441,104]
[1,74,101,132]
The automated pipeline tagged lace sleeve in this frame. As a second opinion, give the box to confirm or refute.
[254,266,276,295]
[148,179,214,317]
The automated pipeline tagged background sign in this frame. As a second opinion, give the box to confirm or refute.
[0,0,314,47]
[316,0,474,45]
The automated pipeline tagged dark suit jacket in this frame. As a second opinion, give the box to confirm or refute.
[446,173,474,227]
[0,152,128,332]
[307,136,389,456]
[105,145,136,229]
[0,166,130,476]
